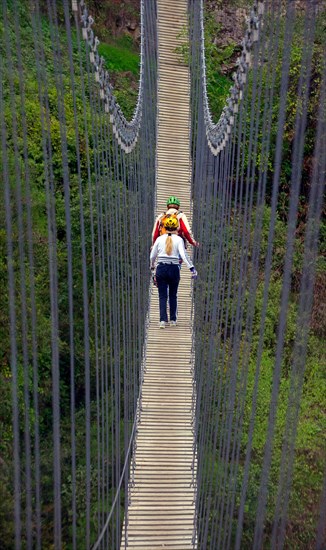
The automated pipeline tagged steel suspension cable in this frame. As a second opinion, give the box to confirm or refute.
[0,0,157,548]
[189,0,325,548]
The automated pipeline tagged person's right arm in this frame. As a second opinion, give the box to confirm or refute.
[150,239,159,268]
[152,215,161,245]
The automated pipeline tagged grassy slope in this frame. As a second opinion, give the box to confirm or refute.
[88,0,141,120]
[98,38,140,119]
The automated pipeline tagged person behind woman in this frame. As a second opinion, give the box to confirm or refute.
[150,216,197,329]
[151,195,199,248]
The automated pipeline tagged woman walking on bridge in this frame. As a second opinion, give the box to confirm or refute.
[150,217,197,329]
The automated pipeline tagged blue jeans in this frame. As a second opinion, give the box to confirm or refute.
[156,263,180,322]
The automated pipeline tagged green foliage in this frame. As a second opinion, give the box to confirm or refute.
[98,42,140,75]
[238,336,325,547]
[174,25,190,66]
[195,200,325,546]
[108,72,139,120]
[242,12,325,224]
[203,10,238,120]
[0,1,144,547]
[175,11,236,119]
[97,36,140,118]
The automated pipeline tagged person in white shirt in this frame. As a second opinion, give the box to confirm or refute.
[150,216,197,329]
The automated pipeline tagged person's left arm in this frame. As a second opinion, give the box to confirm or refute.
[179,213,198,247]
[177,238,194,269]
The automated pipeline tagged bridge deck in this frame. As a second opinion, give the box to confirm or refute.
[121,0,196,548]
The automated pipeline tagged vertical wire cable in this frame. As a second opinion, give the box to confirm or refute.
[119,144,128,546]
[108,129,119,550]
[253,3,317,546]
[105,120,116,549]
[31,1,63,545]
[0,31,22,550]
[214,11,270,548]
[113,138,121,547]
[92,62,107,549]
[2,1,34,545]
[103,96,114,550]
[82,25,103,547]
[102,105,114,550]
[90,89,102,548]
[12,2,42,545]
[62,1,93,545]
[222,5,282,545]
[271,48,326,550]
[45,1,80,545]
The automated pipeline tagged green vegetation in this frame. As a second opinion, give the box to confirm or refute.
[194,3,325,546]
[0,0,324,548]
[175,10,238,119]
[0,1,146,548]
[88,0,141,119]
[98,38,140,118]
[195,198,325,547]
[240,224,325,547]
[203,10,239,119]
[98,38,139,75]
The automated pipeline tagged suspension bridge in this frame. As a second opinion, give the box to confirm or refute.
[0,0,325,549]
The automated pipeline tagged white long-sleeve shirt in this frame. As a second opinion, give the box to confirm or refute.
[150,234,194,269]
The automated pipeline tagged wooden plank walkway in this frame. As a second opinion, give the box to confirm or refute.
[121,0,196,547]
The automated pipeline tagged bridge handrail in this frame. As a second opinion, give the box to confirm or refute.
[198,0,265,155]
[72,0,145,153]
[91,415,137,550]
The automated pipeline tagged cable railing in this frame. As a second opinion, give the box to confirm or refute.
[199,0,265,155]
[73,0,145,153]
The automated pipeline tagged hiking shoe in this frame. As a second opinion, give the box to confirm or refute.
[159,321,166,329]
[170,321,177,327]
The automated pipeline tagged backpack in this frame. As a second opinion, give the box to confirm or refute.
[159,212,180,235]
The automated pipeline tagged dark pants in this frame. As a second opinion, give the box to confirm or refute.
[156,263,180,322]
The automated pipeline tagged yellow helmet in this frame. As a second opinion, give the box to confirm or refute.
[163,215,179,232]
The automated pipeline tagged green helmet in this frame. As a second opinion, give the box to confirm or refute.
[167,196,180,207]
